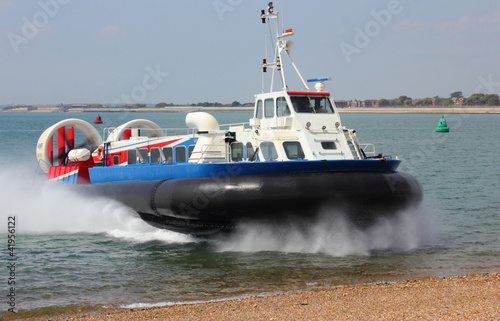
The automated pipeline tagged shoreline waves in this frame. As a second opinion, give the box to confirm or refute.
[6,273,499,320]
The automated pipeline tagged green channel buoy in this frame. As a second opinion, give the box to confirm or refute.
[436,115,449,132]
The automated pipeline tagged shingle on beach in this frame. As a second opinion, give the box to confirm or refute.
[49,273,499,321]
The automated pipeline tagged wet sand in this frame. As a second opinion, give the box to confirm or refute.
[34,273,498,320]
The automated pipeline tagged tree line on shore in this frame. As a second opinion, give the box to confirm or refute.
[3,92,499,111]
[155,101,250,108]
[156,92,500,108]
[378,92,499,107]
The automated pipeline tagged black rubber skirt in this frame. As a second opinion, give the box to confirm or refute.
[86,171,423,235]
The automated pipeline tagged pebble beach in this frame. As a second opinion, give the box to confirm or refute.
[22,273,497,320]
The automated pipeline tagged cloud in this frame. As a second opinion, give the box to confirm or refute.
[0,0,14,11]
[396,8,500,35]
[98,25,123,38]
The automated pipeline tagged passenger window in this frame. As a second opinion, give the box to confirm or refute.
[255,100,263,119]
[188,145,195,159]
[321,141,337,150]
[150,147,161,163]
[138,149,149,163]
[231,142,244,162]
[175,146,186,163]
[113,155,120,165]
[162,147,173,163]
[283,142,305,160]
[264,98,274,118]
[260,142,278,160]
[276,97,291,116]
[127,149,137,165]
[246,142,255,161]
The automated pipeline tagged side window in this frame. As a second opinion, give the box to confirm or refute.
[264,98,274,118]
[138,148,149,163]
[188,145,195,159]
[321,142,337,150]
[255,100,263,119]
[276,97,291,117]
[127,149,137,165]
[162,147,173,163]
[283,141,305,160]
[231,142,244,162]
[246,142,255,161]
[150,147,161,163]
[113,155,120,165]
[175,146,186,163]
[260,142,278,161]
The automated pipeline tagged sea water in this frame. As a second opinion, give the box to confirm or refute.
[0,111,499,314]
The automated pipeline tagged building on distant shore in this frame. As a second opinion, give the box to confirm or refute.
[451,97,465,106]
[334,100,348,108]
[346,100,379,108]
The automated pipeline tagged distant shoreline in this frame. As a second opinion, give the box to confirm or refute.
[2,106,500,114]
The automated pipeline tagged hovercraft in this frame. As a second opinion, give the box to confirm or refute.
[35,3,422,235]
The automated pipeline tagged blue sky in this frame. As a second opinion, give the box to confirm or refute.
[1,0,500,105]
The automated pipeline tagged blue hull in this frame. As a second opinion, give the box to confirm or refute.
[88,159,401,184]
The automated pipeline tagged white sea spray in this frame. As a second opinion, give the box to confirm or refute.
[0,165,193,244]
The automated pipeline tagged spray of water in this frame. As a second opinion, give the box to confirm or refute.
[1,163,436,253]
[216,206,437,256]
[0,165,193,244]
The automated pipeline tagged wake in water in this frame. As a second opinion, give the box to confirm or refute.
[215,206,438,256]
[0,165,193,244]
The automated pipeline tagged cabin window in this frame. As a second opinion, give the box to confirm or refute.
[113,155,120,165]
[276,97,291,117]
[231,142,244,162]
[260,142,278,161]
[255,100,263,119]
[138,148,149,163]
[175,146,186,163]
[188,145,195,159]
[311,96,334,113]
[290,96,311,113]
[290,95,334,113]
[162,147,173,163]
[127,149,137,165]
[283,142,305,160]
[321,141,337,150]
[150,147,161,163]
[264,98,274,118]
[246,142,255,161]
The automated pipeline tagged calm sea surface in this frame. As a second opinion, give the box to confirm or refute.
[0,111,499,314]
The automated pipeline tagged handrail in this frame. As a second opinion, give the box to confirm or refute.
[194,143,227,163]
[360,143,376,157]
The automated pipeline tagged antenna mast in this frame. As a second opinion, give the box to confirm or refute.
[260,2,309,93]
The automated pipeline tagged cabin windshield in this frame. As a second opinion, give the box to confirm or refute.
[290,95,334,114]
